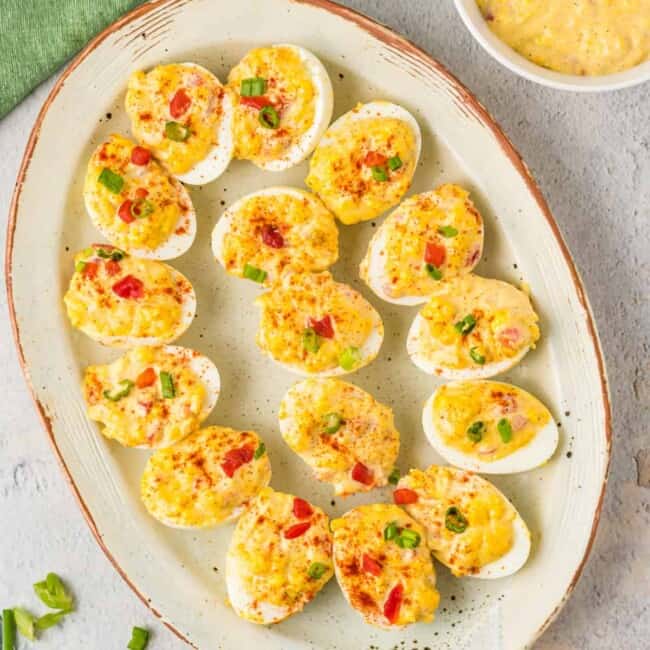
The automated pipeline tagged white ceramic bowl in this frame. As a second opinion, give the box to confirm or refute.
[454,0,650,92]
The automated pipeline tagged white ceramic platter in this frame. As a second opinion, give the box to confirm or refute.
[6,1,611,649]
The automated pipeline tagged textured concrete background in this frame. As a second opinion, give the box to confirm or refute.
[1,1,648,648]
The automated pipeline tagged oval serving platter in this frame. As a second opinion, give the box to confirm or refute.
[6,1,611,648]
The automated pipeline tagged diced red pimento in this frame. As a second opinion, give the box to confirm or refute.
[105,259,121,276]
[309,315,334,339]
[135,187,149,199]
[118,200,135,224]
[240,96,273,110]
[261,224,285,249]
[393,488,418,505]
[383,583,404,624]
[499,326,522,348]
[364,151,387,167]
[293,497,313,519]
[82,261,99,279]
[135,367,157,389]
[424,241,446,267]
[351,462,374,486]
[221,445,255,478]
[170,88,192,118]
[112,275,144,299]
[362,553,382,577]
[131,146,151,166]
[284,522,311,539]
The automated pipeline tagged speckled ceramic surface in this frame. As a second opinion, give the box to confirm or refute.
[6,1,610,649]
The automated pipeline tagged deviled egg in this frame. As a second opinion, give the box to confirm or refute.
[125,62,234,185]
[141,425,271,528]
[254,271,383,376]
[212,187,338,286]
[306,101,421,224]
[226,488,333,624]
[83,346,220,448]
[279,378,400,495]
[394,466,531,578]
[228,44,333,170]
[360,184,484,304]
[423,380,558,474]
[84,134,196,259]
[407,274,540,379]
[331,504,440,629]
[63,244,195,347]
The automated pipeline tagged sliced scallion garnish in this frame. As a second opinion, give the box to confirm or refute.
[371,165,388,182]
[165,121,190,142]
[160,372,175,399]
[387,155,402,171]
[307,562,328,580]
[103,380,134,402]
[445,506,468,533]
[322,412,343,435]
[438,225,458,237]
[241,77,267,96]
[242,263,267,283]
[388,467,400,485]
[467,421,484,443]
[454,314,476,335]
[254,442,266,459]
[98,168,124,194]
[127,626,150,650]
[302,327,321,354]
[338,346,361,371]
[469,347,486,365]
[259,105,280,129]
[498,418,513,443]
[425,263,442,280]
[384,521,399,541]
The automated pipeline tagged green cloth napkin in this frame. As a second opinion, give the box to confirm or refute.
[0,0,143,119]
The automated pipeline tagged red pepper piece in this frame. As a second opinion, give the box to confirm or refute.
[393,488,418,505]
[364,151,388,167]
[135,367,157,388]
[309,315,334,339]
[284,522,311,539]
[261,224,285,249]
[112,275,144,299]
[425,241,446,267]
[362,553,382,577]
[293,497,313,519]
[351,462,374,486]
[383,583,404,624]
[83,261,99,279]
[105,259,121,276]
[221,445,255,478]
[135,187,149,199]
[131,146,151,165]
[170,88,192,118]
[118,199,135,224]
[240,96,272,110]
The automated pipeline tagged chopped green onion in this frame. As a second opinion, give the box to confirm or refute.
[307,562,328,580]
[131,199,155,219]
[127,626,150,650]
[438,225,459,238]
[466,421,485,443]
[98,168,124,194]
[96,247,125,261]
[454,314,477,335]
[254,442,266,459]
[12,608,35,641]
[498,418,513,443]
[395,528,421,549]
[469,347,486,365]
[103,379,134,402]
[160,372,175,399]
[165,121,190,141]
[81,247,94,258]
[241,77,267,96]
[33,573,73,612]
[322,412,343,434]
[371,165,388,182]
[259,105,280,129]
[2,609,15,650]
[445,506,468,533]
[242,263,267,283]
[387,155,402,171]
[388,467,401,485]
[35,610,68,630]
[338,346,361,371]
[302,327,321,354]
[384,521,399,541]
[75,260,87,273]
[425,263,442,280]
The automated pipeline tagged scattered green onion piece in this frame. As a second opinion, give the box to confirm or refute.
[396,528,421,549]
[338,346,361,371]
[12,608,35,641]
[445,506,468,533]
[425,263,442,280]
[387,155,402,171]
[371,166,388,182]
[388,467,401,485]
[454,314,477,335]
[438,225,459,238]
[2,609,15,650]
[33,574,73,612]
[254,442,266,459]
[469,347,486,365]
[165,121,190,142]
[302,327,321,354]
[98,168,124,194]
[322,412,343,435]
[35,610,68,630]
[307,562,328,580]
[81,247,94,258]
[103,379,134,402]
[130,199,155,219]
[242,263,267,283]
[466,421,485,443]
[497,418,513,443]
[240,77,267,96]
[96,247,125,261]
[384,521,399,541]
[160,372,175,399]
[259,105,280,129]
[75,261,87,273]
[127,626,150,650]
